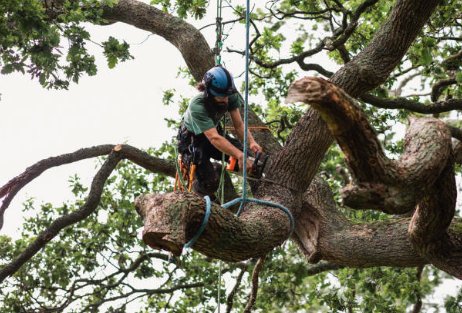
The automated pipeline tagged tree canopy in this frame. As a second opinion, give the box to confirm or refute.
[1,0,462,312]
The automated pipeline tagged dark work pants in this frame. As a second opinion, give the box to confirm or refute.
[177,126,242,198]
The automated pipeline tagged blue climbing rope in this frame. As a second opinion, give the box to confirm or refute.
[240,0,251,213]
[233,0,295,236]
[214,0,224,66]
[222,197,295,235]
[184,196,212,249]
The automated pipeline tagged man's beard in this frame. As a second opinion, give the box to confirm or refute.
[212,98,228,113]
[205,96,228,115]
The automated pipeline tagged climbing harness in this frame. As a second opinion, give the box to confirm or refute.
[173,146,187,191]
[174,144,199,192]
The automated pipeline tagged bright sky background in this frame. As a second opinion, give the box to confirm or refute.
[0,2,460,310]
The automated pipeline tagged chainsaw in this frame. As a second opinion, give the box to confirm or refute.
[226,152,269,179]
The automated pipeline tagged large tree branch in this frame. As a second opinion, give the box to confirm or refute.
[361,93,462,114]
[287,77,461,278]
[0,145,112,229]
[0,144,183,282]
[0,144,175,231]
[287,77,451,188]
[103,0,213,81]
[135,192,294,261]
[409,160,461,278]
[0,151,122,283]
[293,176,426,267]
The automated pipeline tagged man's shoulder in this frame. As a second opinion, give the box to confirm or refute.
[184,93,214,135]
[188,94,208,114]
[186,94,209,120]
[190,93,206,107]
[228,92,243,110]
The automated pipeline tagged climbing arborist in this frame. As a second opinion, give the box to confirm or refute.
[177,65,263,198]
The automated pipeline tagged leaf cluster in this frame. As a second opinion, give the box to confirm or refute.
[0,0,131,89]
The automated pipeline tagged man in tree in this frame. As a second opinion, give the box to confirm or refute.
[177,65,262,197]
[4,0,462,311]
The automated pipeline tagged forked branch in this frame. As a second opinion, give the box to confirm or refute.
[286,76,461,278]
[0,144,176,231]
[0,152,122,283]
[0,144,176,283]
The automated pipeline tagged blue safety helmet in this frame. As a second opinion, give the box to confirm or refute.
[203,66,237,97]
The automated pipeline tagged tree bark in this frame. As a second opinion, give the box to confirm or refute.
[301,178,426,268]
[136,192,291,262]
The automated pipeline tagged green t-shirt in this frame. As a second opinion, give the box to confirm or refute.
[183,93,242,135]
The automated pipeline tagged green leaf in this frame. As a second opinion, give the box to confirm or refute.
[0,64,14,74]
[102,36,133,69]
[421,47,433,65]
[456,72,462,84]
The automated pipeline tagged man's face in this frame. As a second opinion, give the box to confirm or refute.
[212,96,229,112]
[213,96,228,105]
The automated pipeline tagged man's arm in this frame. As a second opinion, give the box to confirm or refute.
[204,127,243,159]
[229,108,262,153]
[204,127,252,171]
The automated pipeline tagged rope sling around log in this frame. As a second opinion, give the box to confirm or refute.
[184,195,212,249]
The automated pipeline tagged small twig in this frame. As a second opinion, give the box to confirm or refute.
[296,61,334,77]
[361,93,462,114]
[431,78,457,102]
[198,17,243,31]
[411,266,424,313]
[243,255,267,313]
[392,71,421,97]
[226,266,248,313]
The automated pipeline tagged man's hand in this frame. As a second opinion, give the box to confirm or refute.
[229,109,263,155]
[238,154,254,174]
[250,141,263,154]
